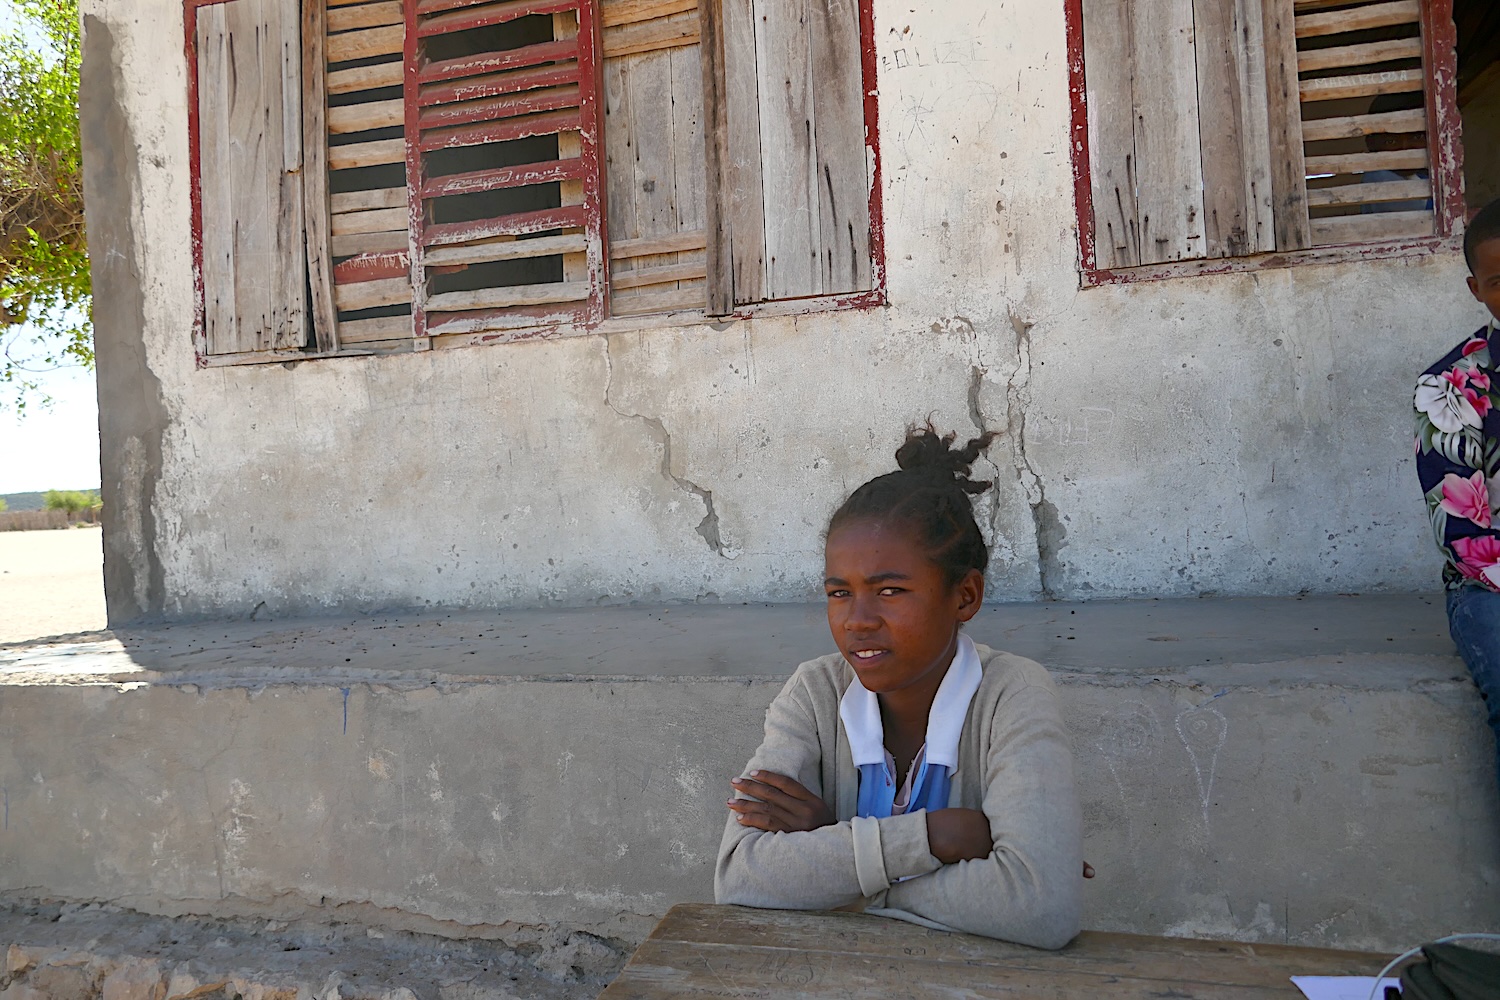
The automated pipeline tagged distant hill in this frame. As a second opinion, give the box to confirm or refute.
[0,490,101,512]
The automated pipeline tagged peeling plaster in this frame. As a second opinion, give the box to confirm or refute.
[1003,307,1065,599]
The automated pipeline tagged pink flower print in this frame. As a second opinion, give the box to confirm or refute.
[1440,471,1492,527]
[1416,369,1485,432]
[1453,535,1500,588]
[1463,338,1489,357]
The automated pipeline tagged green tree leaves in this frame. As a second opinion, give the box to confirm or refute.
[1,0,88,412]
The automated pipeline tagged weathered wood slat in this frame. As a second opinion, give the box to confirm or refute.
[328,98,404,134]
[333,250,411,283]
[609,285,704,315]
[418,0,578,37]
[623,51,681,292]
[338,313,413,343]
[426,281,590,311]
[197,0,307,356]
[1191,0,1274,259]
[303,0,338,353]
[809,0,870,290]
[1305,177,1431,206]
[719,0,765,306]
[755,0,819,294]
[602,0,696,28]
[1081,0,1140,268]
[334,276,412,310]
[328,137,407,169]
[423,232,587,266]
[1296,36,1423,73]
[331,229,410,257]
[1309,209,1434,244]
[1299,107,1426,141]
[668,44,705,239]
[330,186,408,214]
[423,159,584,199]
[419,56,579,107]
[1304,148,1428,174]
[610,260,706,289]
[417,83,580,130]
[1262,0,1310,251]
[603,10,698,57]
[331,206,410,236]
[327,24,404,62]
[328,60,404,95]
[423,204,588,246]
[1129,0,1206,264]
[1294,0,1418,37]
[418,107,581,151]
[611,229,706,258]
[1299,68,1426,102]
[327,0,403,32]
[420,38,577,86]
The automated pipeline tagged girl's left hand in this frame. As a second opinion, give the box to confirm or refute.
[728,770,836,833]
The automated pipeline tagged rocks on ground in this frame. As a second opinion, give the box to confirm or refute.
[0,902,626,1000]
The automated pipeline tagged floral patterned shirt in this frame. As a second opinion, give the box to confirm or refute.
[1414,320,1500,590]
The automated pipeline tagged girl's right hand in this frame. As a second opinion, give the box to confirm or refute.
[728,770,836,833]
[925,807,993,864]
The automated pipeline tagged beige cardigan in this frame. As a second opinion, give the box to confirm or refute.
[714,643,1083,949]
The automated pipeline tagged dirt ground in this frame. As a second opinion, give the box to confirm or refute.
[0,526,107,644]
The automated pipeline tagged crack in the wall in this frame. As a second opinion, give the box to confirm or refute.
[1004,308,1065,600]
[601,337,729,558]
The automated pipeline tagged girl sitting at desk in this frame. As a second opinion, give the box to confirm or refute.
[715,425,1084,949]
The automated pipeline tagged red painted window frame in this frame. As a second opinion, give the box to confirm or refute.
[1064,0,1467,287]
[184,0,886,366]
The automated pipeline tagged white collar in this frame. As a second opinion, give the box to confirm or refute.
[839,633,983,769]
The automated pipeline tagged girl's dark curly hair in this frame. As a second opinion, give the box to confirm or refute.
[828,423,999,585]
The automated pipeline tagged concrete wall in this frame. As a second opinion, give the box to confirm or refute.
[2,599,1497,952]
[80,0,1495,622]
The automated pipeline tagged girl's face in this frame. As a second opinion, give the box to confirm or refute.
[823,518,984,696]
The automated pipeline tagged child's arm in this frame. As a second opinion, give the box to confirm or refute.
[715,664,945,910]
[872,670,1083,949]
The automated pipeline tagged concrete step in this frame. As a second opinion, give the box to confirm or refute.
[1,595,1496,954]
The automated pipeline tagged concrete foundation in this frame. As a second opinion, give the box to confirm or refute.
[2,597,1496,955]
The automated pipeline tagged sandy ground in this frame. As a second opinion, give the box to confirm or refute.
[0,526,107,644]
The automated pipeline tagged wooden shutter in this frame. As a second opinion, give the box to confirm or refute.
[1081,0,1443,270]
[601,0,709,318]
[1293,0,1438,245]
[194,0,308,356]
[305,0,414,352]
[411,0,607,339]
[702,0,873,313]
[1082,0,1276,268]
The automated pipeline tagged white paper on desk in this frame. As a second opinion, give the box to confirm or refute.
[1291,976,1401,1000]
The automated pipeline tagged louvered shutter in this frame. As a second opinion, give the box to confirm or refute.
[411,0,607,339]
[305,0,414,352]
[702,0,873,314]
[600,0,710,317]
[1292,0,1438,245]
[194,0,308,356]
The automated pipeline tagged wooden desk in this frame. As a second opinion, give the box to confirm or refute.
[600,904,1388,998]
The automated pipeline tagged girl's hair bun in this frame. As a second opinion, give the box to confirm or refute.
[893,423,999,495]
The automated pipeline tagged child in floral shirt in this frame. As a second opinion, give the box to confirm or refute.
[1414,197,1500,791]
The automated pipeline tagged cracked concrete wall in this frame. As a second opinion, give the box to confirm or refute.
[82,0,1493,619]
[1,663,1496,951]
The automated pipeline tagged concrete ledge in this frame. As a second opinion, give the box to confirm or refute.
[1,596,1496,953]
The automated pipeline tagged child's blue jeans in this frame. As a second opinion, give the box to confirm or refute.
[1444,584,1500,794]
